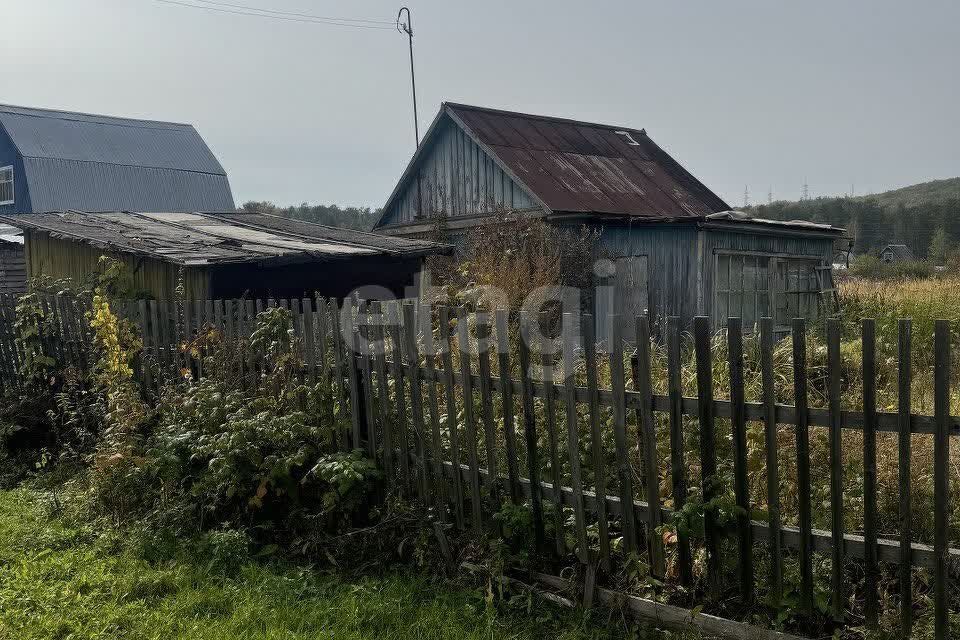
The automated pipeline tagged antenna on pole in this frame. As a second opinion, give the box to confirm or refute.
[397,7,419,149]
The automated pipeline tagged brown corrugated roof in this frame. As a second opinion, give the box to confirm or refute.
[443,102,730,220]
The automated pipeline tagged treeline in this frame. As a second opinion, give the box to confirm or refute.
[241,201,378,231]
[749,197,960,259]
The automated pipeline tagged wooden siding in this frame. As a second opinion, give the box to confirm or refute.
[381,119,538,226]
[24,231,209,300]
[592,222,835,330]
[0,245,26,294]
[592,223,700,330]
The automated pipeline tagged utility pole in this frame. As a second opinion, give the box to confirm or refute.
[768,186,773,205]
[801,180,810,201]
[397,7,419,149]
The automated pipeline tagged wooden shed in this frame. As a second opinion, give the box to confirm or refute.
[374,102,846,333]
[1,211,448,301]
[0,224,25,295]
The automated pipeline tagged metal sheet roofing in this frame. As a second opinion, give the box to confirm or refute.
[443,103,730,220]
[0,211,447,266]
[705,210,845,234]
[0,104,234,212]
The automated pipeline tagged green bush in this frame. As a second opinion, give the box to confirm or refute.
[848,254,934,280]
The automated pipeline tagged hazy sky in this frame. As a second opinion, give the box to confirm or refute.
[5,0,959,209]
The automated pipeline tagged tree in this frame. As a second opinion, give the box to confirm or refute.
[928,227,950,264]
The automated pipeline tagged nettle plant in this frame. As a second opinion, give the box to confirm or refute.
[149,306,378,534]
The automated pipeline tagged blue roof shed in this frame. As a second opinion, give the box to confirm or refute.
[0,104,235,214]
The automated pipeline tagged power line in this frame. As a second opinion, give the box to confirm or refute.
[188,0,394,24]
[152,0,395,29]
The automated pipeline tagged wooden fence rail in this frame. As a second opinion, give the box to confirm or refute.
[0,292,957,639]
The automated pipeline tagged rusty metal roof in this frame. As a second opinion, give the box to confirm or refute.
[442,103,730,220]
[1,211,447,266]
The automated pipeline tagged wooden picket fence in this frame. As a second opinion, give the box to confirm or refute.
[0,291,957,638]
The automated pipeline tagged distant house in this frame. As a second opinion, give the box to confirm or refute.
[374,102,845,332]
[880,244,916,264]
[1,211,447,301]
[0,104,235,214]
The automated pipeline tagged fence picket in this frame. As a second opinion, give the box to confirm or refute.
[456,307,483,531]
[633,314,664,577]
[439,306,465,530]
[476,314,499,498]
[422,304,447,523]
[862,318,879,628]
[727,317,753,604]
[694,316,720,599]
[496,310,522,505]
[584,314,611,572]
[345,305,364,450]
[360,302,378,460]
[563,313,589,564]
[933,320,950,640]
[371,303,395,481]
[610,315,639,557]
[519,312,546,552]
[540,313,565,557]
[792,318,814,617]
[403,302,431,504]
[759,318,782,603]
[826,318,845,621]
[897,319,913,637]
[328,299,349,452]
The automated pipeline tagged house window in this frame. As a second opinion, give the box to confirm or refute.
[0,167,12,206]
[715,253,829,330]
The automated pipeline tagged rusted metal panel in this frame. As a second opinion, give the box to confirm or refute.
[446,103,730,219]
[376,102,733,230]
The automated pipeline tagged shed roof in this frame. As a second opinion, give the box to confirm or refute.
[0,211,446,266]
[881,244,916,261]
[379,102,731,226]
[0,104,235,212]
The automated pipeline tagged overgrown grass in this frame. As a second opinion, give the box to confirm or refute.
[0,488,695,640]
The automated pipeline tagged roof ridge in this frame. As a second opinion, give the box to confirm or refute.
[443,101,646,135]
[0,103,193,129]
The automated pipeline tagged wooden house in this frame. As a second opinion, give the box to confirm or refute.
[880,244,915,264]
[1,211,447,301]
[0,104,234,214]
[374,103,845,332]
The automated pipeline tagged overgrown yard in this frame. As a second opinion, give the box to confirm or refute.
[0,488,669,640]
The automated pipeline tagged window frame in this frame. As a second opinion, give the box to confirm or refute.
[713,249,831,331]
[0,166,13,206]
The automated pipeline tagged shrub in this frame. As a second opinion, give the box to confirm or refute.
[848,254,934,280]
[428,210,602,312]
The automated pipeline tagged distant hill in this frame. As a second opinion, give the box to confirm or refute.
[749,178,960,258]
[857,177,960,208]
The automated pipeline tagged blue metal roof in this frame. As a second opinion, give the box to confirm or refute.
[0,104,234,213]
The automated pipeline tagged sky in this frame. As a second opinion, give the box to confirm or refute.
[5,0,959,209]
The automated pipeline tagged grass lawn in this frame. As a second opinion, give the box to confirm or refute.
[0,489,690,640]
